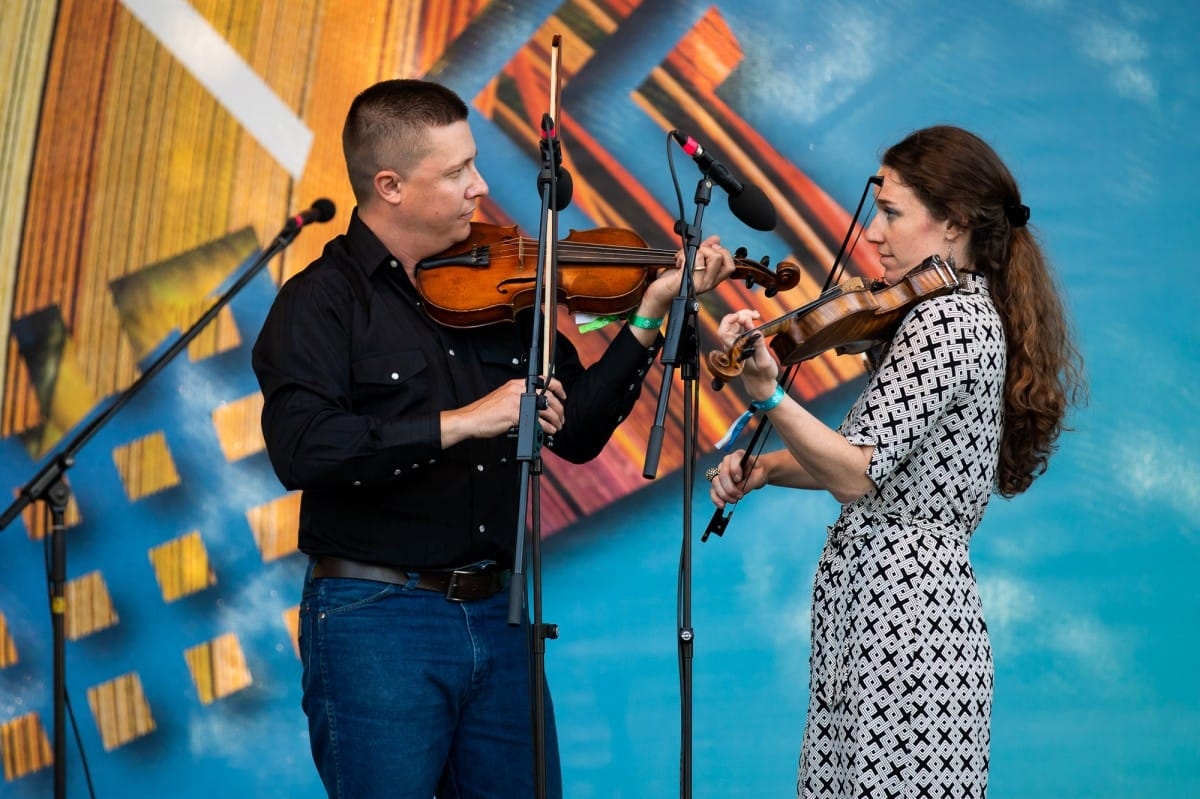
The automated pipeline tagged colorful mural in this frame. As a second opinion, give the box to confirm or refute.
[1,1,1197,797]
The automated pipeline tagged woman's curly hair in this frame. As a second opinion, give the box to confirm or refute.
[882,126,1086,496]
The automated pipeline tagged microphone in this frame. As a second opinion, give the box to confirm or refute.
[284,198,337,232]
[537,114,573,211]
[670,130,777,231]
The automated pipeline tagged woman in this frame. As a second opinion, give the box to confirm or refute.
[707,126,1084,798]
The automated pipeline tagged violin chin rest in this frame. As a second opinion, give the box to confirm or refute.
[835,340,876,356]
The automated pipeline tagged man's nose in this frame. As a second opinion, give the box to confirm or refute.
[470,167,488,197]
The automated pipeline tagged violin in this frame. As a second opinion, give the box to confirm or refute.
[414,222,802,328]
[706,254,959,387]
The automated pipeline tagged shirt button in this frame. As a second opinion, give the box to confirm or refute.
[511,357,519,365]
[476,464,484,472]
[411,463,420,470]
[393,469,401,476]
[478,524,486,533]
[389,259,399,268]
[390,372,400,381]
[352,480,362,487]
[448,348,456,357]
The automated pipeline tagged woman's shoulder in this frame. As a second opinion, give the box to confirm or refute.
[894,287,999,348]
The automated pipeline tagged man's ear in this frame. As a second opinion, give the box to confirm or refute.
[374,170,403,205]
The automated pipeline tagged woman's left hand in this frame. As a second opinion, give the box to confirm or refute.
[716,309,780,393]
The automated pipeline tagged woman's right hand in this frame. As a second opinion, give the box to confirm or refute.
[708,448,769,508]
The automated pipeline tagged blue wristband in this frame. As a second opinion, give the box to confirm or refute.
[714,384,786,451]
[750,384,786,412]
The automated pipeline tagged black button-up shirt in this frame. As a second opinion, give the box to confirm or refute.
[251,210,662,569]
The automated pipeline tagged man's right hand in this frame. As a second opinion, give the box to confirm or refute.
[440,377,566,448]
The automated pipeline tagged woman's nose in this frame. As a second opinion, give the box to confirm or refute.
[863,214,883,242]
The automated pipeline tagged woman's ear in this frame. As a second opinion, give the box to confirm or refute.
[944,220,966,244]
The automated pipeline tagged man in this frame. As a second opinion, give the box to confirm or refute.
[251,78,735,798]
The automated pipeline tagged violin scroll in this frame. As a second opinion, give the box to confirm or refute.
[706,330,767,389]
[731,246,801,297]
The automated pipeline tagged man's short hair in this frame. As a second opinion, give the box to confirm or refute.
[342,79,469,202]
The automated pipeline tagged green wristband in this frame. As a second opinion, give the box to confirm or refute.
[627,312,664,330]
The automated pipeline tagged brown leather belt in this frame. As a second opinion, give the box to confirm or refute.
[311,556,509,602]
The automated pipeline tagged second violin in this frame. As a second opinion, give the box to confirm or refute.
[706,255,959,387]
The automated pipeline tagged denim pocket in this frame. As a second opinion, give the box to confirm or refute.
[314,577,398,617]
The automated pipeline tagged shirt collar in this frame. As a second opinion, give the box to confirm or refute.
[344,207,397,279]
[957,271,989,294]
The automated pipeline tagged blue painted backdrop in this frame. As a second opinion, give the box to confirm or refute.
[1,1,1197,797]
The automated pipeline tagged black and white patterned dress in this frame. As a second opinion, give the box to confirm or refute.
[797,273,1005,799]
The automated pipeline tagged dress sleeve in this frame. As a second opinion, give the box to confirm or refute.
[840,298,974,485]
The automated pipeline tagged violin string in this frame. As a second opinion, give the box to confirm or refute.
[485,239,679,264]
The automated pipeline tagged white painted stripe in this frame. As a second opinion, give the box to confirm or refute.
[119,0,312,180]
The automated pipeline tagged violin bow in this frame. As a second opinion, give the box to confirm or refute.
[539,35,565,379]
[703,174,881,542]
[701,364,797,542]
[823,174,882,292]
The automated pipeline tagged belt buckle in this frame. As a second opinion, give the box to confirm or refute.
[445,560,495,602]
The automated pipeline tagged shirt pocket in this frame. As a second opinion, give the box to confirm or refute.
[350,349,428,414]
[476,335,528,381]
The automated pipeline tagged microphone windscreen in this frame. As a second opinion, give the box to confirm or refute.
[312,198,336,223]
[729,183,777,232]
[537,169,573,211]
[554,169,573,211]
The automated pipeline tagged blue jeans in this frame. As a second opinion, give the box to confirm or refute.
[299,561,561,799]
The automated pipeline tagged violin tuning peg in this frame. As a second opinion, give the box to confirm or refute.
[733,246,748,259]
[758,255,771,266]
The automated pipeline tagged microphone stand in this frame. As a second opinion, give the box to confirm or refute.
[0,208,330,799]
[508,37,566,799]
[643,174,712,799]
